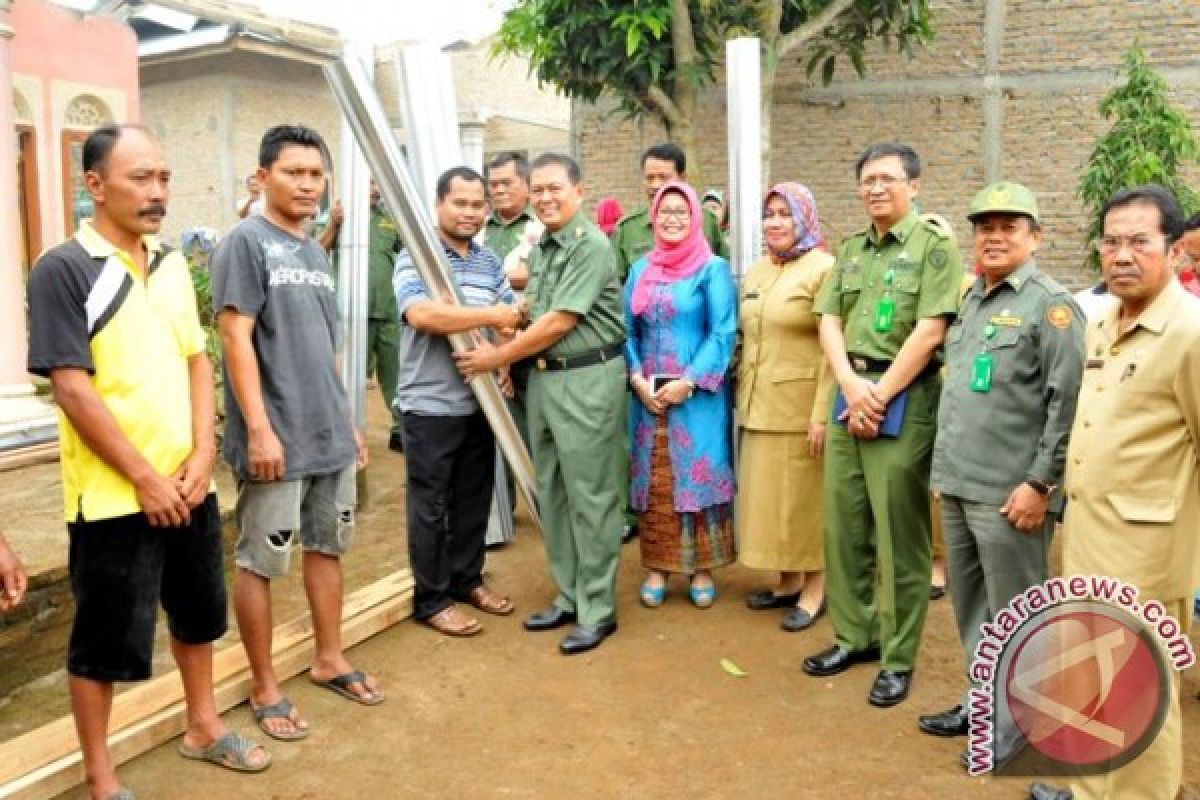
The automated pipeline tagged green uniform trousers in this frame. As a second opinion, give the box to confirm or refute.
[941,494,1051,737]
[823,374,940,672]
[527,357,626,626]
[367,317,401,434]
[503,371,531,513]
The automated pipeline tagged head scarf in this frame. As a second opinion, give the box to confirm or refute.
[629,181,713,316]
[764,182,824,264]
[594,196,624,236]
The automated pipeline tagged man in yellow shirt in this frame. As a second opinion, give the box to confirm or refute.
[26,124,268,799]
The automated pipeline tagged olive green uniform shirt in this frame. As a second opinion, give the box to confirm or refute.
[931,260,1085,510]
[814,211,962,360]
[525,209,625,359]
[610,206,729,282]
[485,206,538,263]
[368,205,404,320]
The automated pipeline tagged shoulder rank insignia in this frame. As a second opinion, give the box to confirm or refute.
[1046,305,1071,329]
[929,249,948,269]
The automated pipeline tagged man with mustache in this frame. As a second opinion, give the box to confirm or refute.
[27,124,269,799]
[213,125,379,745]
[1029,185,1200,800]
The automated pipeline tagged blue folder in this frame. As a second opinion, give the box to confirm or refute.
[832,388,909,438]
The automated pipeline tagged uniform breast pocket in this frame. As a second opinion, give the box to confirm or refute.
[989,328,1025,381]
[891,269,921,315]
[839,273,863,312]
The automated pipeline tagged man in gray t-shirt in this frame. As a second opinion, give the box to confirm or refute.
[213,213,357,478]
[392,166,520,636]
[213,125,381,740]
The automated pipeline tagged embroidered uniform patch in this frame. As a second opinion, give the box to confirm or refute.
[1046,305,1071,329]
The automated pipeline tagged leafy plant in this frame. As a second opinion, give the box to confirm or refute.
[1078,43,1200,270]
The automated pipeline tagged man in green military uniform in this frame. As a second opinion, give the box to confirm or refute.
[915,182,1085,768]
[366,181,406,450]
[318,181,406,451]
[456,153,626,655]
[484,151,542,459]
[804,143,963,708]
[485,151,540,280]
[609,143,728,283]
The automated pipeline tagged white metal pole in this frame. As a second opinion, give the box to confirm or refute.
[725,37,763,280]
[337,41,373,430]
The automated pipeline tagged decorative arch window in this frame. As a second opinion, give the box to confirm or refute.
[61,94,115,235]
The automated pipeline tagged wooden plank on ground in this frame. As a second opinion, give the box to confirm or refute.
[0,441,59,472]
[0,570,413,799]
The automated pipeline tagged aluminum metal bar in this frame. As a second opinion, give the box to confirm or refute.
[725,37,763,280]
[324,54,540,530]
[336,42,373,430]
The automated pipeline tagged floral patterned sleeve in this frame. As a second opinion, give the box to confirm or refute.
[683,258,738,392]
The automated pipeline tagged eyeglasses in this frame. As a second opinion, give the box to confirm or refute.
[1095,234,1165,255]
[657,207,691,220]
[858,175,907,191]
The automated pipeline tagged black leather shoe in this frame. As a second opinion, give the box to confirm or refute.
[388,432,404,453]
[1029,782,1073,800]
[746,589,801,611]
[868,669,913,707]
[621,525,639,544]
[929,584,946,600]
[781,602,825,632]
[523,606,577,631]
[559,622,617,655]
[802,644,881,677]
[918,705,968,737]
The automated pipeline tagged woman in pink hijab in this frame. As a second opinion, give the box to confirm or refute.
[624,180,737,609]
[594,196,624,237]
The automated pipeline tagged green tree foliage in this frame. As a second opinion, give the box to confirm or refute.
[495,0,933,185]
[1079,44,1200,269]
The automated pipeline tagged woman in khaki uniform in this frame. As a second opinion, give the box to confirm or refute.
[738,183,835,631]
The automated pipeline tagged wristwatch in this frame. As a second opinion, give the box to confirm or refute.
[1025,477,1056,497]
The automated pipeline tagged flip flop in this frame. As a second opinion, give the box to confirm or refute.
[251,696,310,741]
[310,669,385,706]
[105,790,135,800]
[178,731,271,773]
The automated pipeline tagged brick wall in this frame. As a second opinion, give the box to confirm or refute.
[575,0,1200,289]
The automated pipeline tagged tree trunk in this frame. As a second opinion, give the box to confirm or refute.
[761,43,778,189]
[668,0,703,187]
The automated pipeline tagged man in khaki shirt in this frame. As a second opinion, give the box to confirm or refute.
[1030,185,1200,800]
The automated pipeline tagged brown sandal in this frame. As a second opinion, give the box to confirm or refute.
[424,605,483,637]
[466,585,515,616]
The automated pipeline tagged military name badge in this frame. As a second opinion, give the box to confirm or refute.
[929,248,949,269]
[1046,305,1071,329]
[990,315,1022,327]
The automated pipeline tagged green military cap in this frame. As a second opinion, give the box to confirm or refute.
[967,181,1040,224]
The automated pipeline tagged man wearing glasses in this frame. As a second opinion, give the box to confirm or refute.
[1029,185,1200,800]
[805,142,963,708]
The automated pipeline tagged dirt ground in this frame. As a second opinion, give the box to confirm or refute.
[9,393,1200,799]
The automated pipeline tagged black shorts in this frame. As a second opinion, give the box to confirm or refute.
[66,493,228,682]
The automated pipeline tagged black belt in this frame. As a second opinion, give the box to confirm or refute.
[848,354,941,382]
[530,342,624,372]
